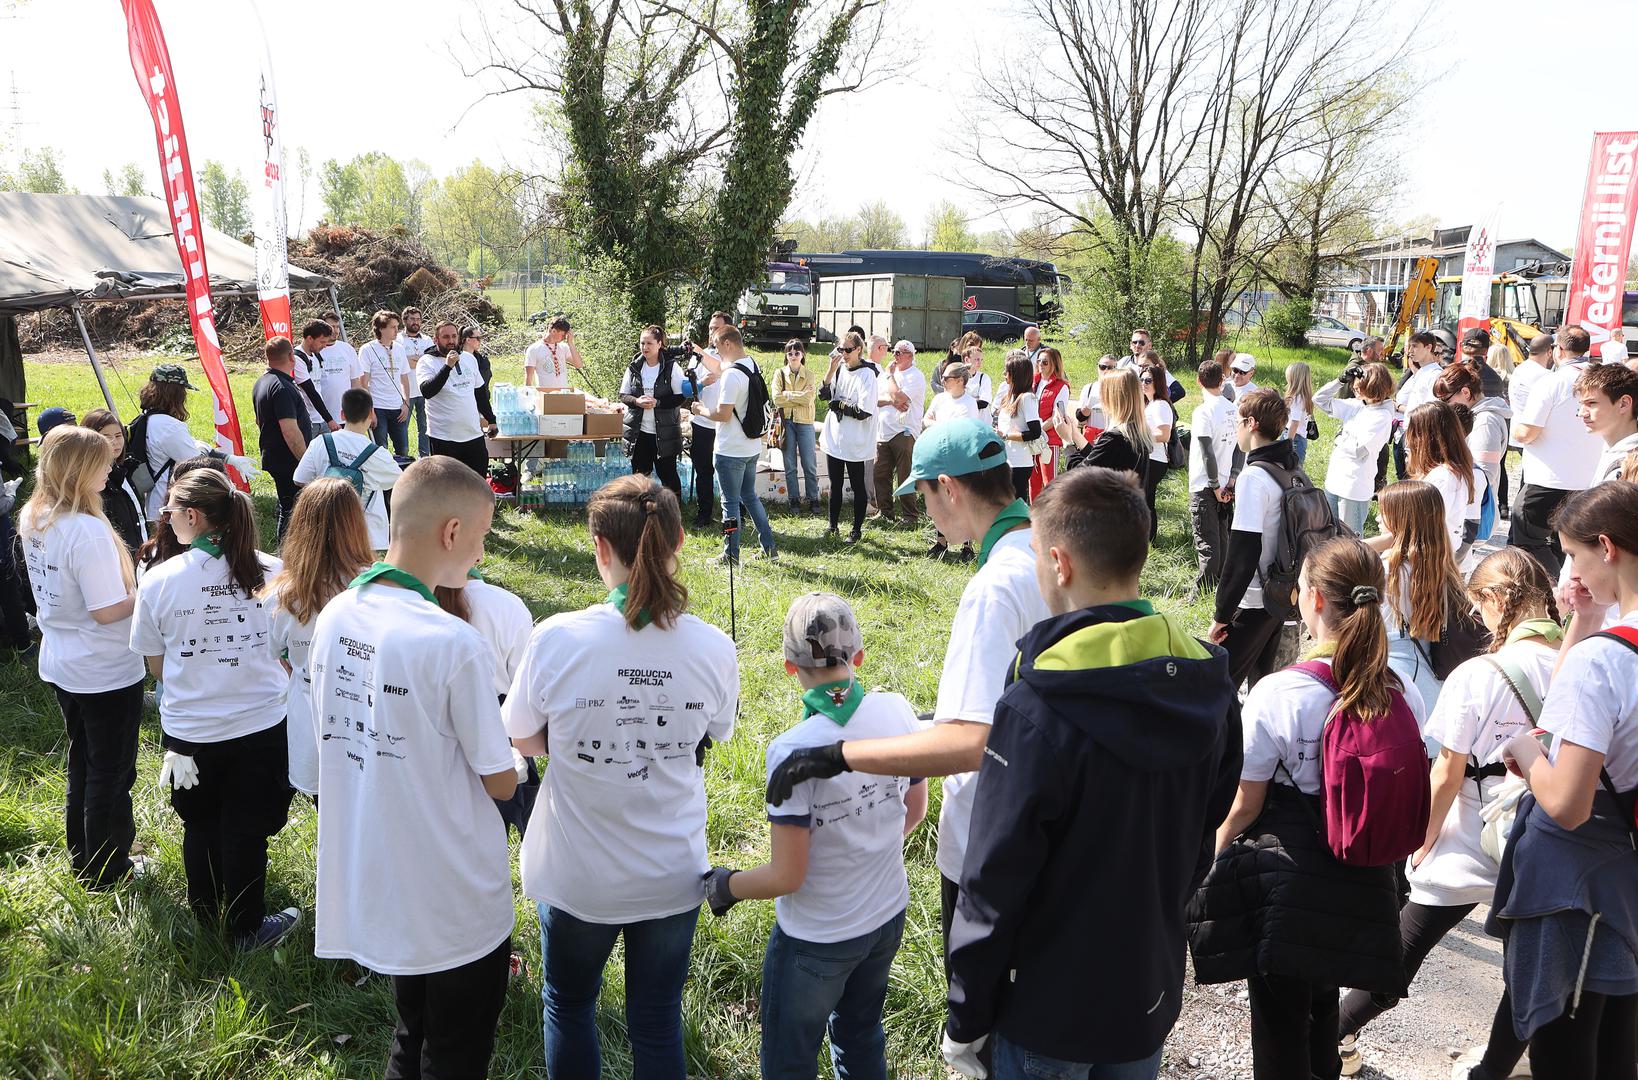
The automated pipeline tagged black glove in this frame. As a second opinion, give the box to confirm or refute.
[764,741,850,806]
[695,734,713,768]
[1340,363,1364,384]
[702,866,740,917]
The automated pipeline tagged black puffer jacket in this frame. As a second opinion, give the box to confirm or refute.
[1186,783,1405,996]
[620,353,686,456]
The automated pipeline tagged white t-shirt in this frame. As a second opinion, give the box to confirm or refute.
[1229,460,1284,612]
[620,360,685,437]
[129,548,288,743]
[968,371,996,427]
[268,601,320,795]
[143,412,203,521]
[1539,609,1638,789]
[1078,380,1107,430]
[291,355,327,426]
[1518,358,1603,490]
[876,364,927,440]
[690,358,724,430]
[1596,430,1638,482]
[1397,363,1445,414]
[823,363,880,463]
[20,510,145,694]
[292,430,402,550]
[765,691,921,943]
[321,338,362,382]
[1189,393,1238,492]
[1001,392,1041,468]
[503,603,738,922]
[311,583,515,976]
[464,578,533,699]
[925,391,981,427]
[1409,638,1556,906]
[1507,360,1554,450]
[1320,396,1395,502]
[1242,657,1428,794]
[1036,379,1070,435]
[1144,398,1174,464]
[934,528,1051,882]
[399,332,434,367]
[415,353,484,442]
[1421,464,1472,552]
[301,346,361,423]
[1599,338,1628,364]
[359,339,409,411]
[715,358,766,459]
[526,340,575,390]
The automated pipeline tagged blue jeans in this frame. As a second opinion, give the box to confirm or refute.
[782,422,820,505]
[1291,433,1308,465]
[372,406,410,457]
[537,903,698,1080]
[410,396,428,458]
[992,1034,1163,1080]
[715,452,776,559]
[760,910,905,1080]
[1325,491,1370,535]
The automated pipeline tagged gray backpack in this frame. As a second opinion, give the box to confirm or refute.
[323,435,380,506]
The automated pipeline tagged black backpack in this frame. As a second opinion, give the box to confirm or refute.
[733,360,772,440]
[122,411,173,501]
[1251,459,1352,622]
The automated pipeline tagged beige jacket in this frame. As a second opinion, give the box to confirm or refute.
[771,363,817,425]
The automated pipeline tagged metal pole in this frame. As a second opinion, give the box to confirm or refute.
[71,303,120,419]
[328,286,348,343]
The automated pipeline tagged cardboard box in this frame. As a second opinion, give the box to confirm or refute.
[537,391,586,415]
[584,411,623,437]
[536,413,584,436]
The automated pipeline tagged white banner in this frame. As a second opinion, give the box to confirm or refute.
[249,0,291,340]
[1457,206,1502,343]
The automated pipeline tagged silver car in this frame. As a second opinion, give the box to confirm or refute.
[1305,315,1365,349]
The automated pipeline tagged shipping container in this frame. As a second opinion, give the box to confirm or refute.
[814,273,964,351]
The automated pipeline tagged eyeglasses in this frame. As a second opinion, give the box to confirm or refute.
[1098,363,1117,371]
[1130,339,1148,346]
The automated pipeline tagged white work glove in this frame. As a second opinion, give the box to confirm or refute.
[941,1032,989,1078]
[511,746,531,785]
[226,454,261,481]
[1501,729,1548,779]
[159,751,200,791]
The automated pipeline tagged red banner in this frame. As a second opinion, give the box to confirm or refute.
[1566,131,1638,343]
[121,0,248,483]
[1457,206,1501,344]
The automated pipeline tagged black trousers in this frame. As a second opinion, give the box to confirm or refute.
[0,512,30,649]
[1497,448,1512,513]
[167,721,292,937]
[55,680,144,888]
[1340,902,1474,1032]
[1222,606,1286,691]
[689,423,716,520]
[1190,488,1232,589]
[939,875,994,1073]
[1528,990,1637,1080]
[429,436,489,480]
[1248,974,1342,1080]
[493,757,540,837]
[387,937,511,1080]
[269,465,301,544]
[1509,482,1570,578]
[1144,458,1167,542]
[828,455,868,533]
[1010,466,1032,502]
[631,431,682,495]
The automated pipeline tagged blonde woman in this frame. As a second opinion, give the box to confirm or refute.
[1283,362,1315,465]
[1057,369,1152,475]
[20,426,148,888]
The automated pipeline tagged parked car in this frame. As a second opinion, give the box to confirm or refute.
[1305,315,1365,349]
[962,308,1035,342]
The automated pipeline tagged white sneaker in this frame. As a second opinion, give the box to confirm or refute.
[1340,1035,1363,1077]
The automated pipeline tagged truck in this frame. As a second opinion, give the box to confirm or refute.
[814,273,965,351]
[795,249,1069,323]
[735,261,817,344]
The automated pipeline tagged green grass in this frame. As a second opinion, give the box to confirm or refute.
[2,337,1353,1078]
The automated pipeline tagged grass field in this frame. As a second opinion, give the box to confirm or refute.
[0,337,1352,1078]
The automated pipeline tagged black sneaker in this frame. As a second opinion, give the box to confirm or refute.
[845,529,862,545]
[926,542,948,559]
[239,907,301,950]
[957,544,975,563]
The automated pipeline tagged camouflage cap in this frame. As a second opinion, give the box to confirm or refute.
[150,363,199,390]
[783,592,864,669]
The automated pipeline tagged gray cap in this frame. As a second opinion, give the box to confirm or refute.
[783,592,864,669]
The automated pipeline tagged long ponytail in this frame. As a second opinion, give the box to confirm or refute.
[1305,536,1395,720]
[169,469,266,598]
[587,475,687,631]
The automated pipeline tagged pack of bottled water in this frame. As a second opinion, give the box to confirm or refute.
[493,383,539,436]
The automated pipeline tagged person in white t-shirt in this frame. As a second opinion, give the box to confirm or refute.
[691,326,777,563]
[963,344,995,427]
[818,331,881,543]
[504,476,736,1079]
[525,316,584,390]
[1573,361,1638,484]
[1072,355,1122,436]
[1139,360,1175,544]
[995,352,1042,503]
[1494,481,1638,1073]
[1030,347,1071,497]
[310,458,516,1077]
[399,307,436,458]
[296,318,360,440]
[1511,325,1602,576]
[874,339,927,523]
[1284,361,1315,466]
[416,323,490,478]
[1315,362,1397,535]
[1228,354,1260,400]
[703,592,925,1080]
[20,427,148,888]
[1596,325,1628,365]
[1189,359,1240,591]
[292,389,403,550]
[1504,334,1556,511]
[684,311,733,526]
[358,309,414,457]
[129,468,297,948]
[765,420,1048,985]
[133,364,258,523]
[921,364,984,563]
[1404,400,1479,556]
[262,478,374,798]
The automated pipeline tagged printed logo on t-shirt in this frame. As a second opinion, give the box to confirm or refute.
[620,667,672,687]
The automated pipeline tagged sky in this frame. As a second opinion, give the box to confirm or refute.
[2,0,1632,252]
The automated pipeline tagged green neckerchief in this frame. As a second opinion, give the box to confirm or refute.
[1507,617,1563,646]
[1301,639,1338,661]
[349,561,437,604]
[189,535,222,558]
[801,676,865,727]
[467,567,484,581]
[1111,599,1155,616]
[976,499,1032,568]
[605,583,652,630]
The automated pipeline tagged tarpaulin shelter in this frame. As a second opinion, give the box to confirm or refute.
[0,191,335,415]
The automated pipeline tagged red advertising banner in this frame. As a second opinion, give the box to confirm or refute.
[1566,131,1638,343]
[120,0,248,482]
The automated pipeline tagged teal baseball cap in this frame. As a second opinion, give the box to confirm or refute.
[893,418,1006,496]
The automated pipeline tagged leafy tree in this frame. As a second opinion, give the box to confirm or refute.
[925,201,978,251]
[198,160,251,236]
[5,147,75,193]
[350,152,414,232]
[854,200,905,248]
[422,161,526,275]
[319,158,362,223]
[101,162,149,197]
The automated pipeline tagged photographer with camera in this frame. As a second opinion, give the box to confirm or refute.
[820,331,880,544]
[620,326,690,496]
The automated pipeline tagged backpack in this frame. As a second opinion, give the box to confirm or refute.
[732,360,772,440]
[122,411,172,501]
[1168,416,1189,470]
[1592,628,1638,844]
[1288,660,1432,867]
[322,434,380,505]
[1250,459,1352,622]
[1475,471,1497,543]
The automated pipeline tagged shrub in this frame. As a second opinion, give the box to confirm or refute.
[1262,296,1313,349]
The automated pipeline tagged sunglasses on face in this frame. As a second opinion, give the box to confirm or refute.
[842,346,859,354]
[1131,339,1147,346]
[1098,363,1117,371]
[1140,376,1154,385]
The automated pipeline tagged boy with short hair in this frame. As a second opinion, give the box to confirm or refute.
[1574,360,1638,482]
[1188,360,1239,592]
[309,457,518,1079]
[292,388,403,551]
[704,592,927,1080]
[943,467,1239,1079]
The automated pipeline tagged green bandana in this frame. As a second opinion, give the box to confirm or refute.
[349,561,437,604]
[189,535,223,558]
[1112,599,1155,616]
[605,583,652,629]
[1301,639,1338,661]
[801,677,864,726]
[1507,617,1564,646]
[977,499,1032,568]
[467,567,485,581]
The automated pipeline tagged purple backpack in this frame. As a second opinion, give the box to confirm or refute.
[1290,661,1431,867]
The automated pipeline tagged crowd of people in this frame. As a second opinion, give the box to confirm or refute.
[2,309,1637,1080]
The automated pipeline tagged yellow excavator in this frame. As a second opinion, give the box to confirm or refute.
[1389,256,1566,368]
